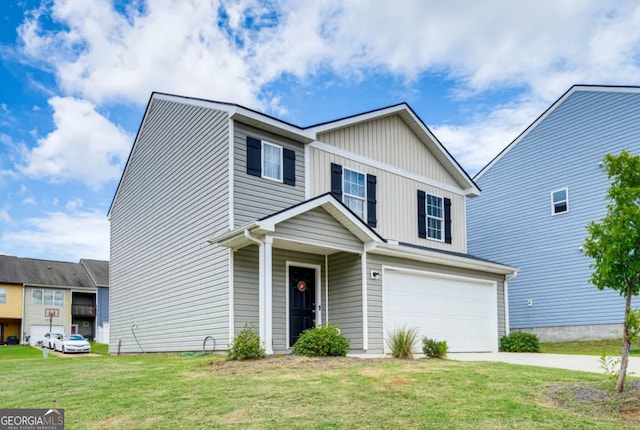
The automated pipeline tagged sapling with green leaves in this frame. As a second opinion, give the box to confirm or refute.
[583,150,640,393]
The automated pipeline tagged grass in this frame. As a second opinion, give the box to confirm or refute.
[0,345,56,360]
[0,353,639,428]
[90,342,109,356]
[541,338,640,356]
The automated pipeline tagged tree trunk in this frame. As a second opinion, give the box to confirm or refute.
[615,285,633,393]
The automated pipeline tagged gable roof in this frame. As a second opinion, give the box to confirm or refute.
[80,259,110,288]
[109,94,478,215]
[0,255,95,289]
[305,103,480,195]
[213,192,384,250]
[474,85,640,181]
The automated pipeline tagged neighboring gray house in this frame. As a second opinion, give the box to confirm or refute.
[468,85,640,342]
[0,255,109,344]
[80,259,110,344]
[108,93,516,355]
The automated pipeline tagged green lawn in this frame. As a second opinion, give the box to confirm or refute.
[541,338,640,356]
[0,345,56,360]
[0,353,639,429]
[90,342,109,355]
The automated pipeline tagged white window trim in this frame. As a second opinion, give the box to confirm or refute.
[550,187,569,216]
[342,167,367,220]
[0,287,6,304]
[426,193,445,242]
[32,288,65,306]
[261,141,283,183]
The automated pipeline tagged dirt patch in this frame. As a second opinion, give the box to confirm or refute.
[204,355,386,375]
[547,382,640,425]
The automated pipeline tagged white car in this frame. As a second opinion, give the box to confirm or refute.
[52,334,91,354]
[42,332,64,349]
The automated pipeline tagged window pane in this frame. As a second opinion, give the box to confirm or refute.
[553,190,567,203]
[32,289,43,305]
[427,195,442,218]
[54,291,64,306]
[554,202,567,213]
[0,288,6,304]
[44,289,54,305]
[428,218,442,240]
[344,169,365,198]
[262,143,282,180]
[344,196,364,219]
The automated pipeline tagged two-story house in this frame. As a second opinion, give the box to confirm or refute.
[0,255,109,345]
[108,93,516,355]
[468,85,640,342]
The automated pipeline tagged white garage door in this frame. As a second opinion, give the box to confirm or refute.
[383,269,498,353]
[29,325,65,346]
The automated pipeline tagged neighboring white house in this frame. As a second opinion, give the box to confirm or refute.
[468,85,640,341]
[109,94,516,354]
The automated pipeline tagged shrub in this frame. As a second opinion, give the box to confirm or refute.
[423,337,448,359]
[228,323,266,360]
[500,331,540,352]
[293,324,350,356]
[387,326,419,359]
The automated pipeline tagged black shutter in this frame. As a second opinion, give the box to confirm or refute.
[366,174,377,227]
[444,197,452,244]
[283,148,296,186]
[417,190,426,239]
[246,136,261,177]
[331,163,343,200]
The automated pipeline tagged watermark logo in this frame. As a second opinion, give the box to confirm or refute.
[0,409,64,430]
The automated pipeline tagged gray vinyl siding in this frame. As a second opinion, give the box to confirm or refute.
[234,122,306,226]
[272,249,325,351]
[233,245,259,336]
[110,99,230,353]
[327,252,363,350]
[468,89,640,330]
[366,254,506,354]
[310,148,467,252]
[273,207,363,253]
[96,287,109,327]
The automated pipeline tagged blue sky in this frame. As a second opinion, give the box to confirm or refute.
[1,0,640,262]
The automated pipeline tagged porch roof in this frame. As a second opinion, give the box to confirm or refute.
[211,193,384,250]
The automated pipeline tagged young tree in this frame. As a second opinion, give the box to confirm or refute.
[583,150,640,393]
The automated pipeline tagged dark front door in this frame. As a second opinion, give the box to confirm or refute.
[289,266,316,347]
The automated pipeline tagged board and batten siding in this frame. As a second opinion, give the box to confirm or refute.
[468,89,640,331]
[310,148,466,252]
[272,207,363,253]
[366,254,506,354]
[327,252,363,350]
[110,99,230,353]
[233,122,306,227]
[316,114,460,188]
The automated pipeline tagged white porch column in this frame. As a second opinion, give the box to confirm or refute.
[361,250,368,351]
[257,242,265,347]
[264,236,274,355]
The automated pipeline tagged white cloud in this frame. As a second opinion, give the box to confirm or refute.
[18,96,131,188]
[0,208,10,223]
[0,210,109,261]
[65,197,83,210]
[22,196,36,205]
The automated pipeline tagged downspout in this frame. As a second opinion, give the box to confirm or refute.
[504,270,518,336]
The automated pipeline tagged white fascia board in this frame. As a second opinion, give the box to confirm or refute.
[472,85,640,181]
[309,141,469,196]
[369,242,517,275]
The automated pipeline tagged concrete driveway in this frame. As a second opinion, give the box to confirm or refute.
[450,352,640,374]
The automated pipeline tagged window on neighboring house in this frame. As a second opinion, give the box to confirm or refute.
[0,287,6,304]
[551,188,569,215]
[343,168,366,219]
[32,289,64,306]
[262,141,283,182]
[427,194,444,240]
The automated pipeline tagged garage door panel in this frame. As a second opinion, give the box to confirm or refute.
[383,270,498,353]
[29,324,65,346]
